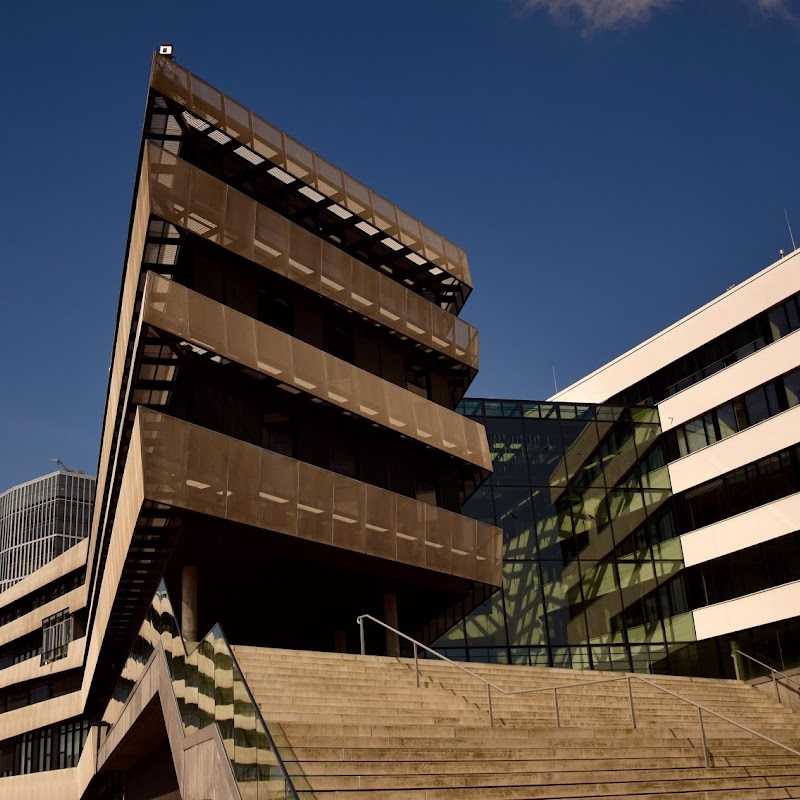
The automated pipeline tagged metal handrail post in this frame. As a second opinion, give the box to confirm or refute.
[553,687,560,728]
[773,671,780,703]
[698,707,710,768]
[487,684,494,728]
[413,642,420,689]
[359,617,365,656]
[731,650,742,681]
[627,676,637,729]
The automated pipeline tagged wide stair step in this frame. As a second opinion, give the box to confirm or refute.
[232,645,800,798]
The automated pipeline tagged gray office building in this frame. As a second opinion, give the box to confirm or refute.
[0,470,95,593]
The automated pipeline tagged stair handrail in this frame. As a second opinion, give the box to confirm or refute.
[216,624,301,800]
[357,613,800,769]
[733,649,800,697]
[632,674,800,768]
[357,613,507,724]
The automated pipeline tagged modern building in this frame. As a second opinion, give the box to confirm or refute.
[1,47,799,798]
[0,47,502,798]
[0,470,95,592]
[0,470,94,788]
[429,253,800,679]
[550,252,800,676]
[0,496,91,787]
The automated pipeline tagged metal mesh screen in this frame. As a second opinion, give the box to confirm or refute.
[150,56,472,288]
[137,409,501,585]
[142,274,492,471]
[146,143,478,369]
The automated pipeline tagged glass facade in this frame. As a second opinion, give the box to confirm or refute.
[435,400,696,674]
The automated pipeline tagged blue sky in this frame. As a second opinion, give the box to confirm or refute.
[0,0,798,489]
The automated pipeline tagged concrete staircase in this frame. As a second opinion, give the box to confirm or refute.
[232,645,800,799]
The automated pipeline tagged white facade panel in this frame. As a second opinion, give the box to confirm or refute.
[551,250,800,404]
[658,328,800,432]
[668,404,800,494]
[681,492,800,567]
[693,580,800,640]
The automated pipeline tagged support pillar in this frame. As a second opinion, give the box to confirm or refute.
[384,592,400,657]
[182,565,198,644]
[334,628,347,653]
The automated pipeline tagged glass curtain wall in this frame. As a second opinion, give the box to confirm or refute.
[436,400,695,674]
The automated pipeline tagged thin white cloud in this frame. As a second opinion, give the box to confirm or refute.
[518,0,672,31]
[514,0,789,32]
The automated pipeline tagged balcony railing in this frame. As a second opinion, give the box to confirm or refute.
[141,272,492,471]
[149,56,471,289]
[137,408,502,586]
[145,143,479,369]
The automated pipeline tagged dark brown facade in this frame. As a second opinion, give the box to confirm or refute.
[0,51,501,798]
[82,51,501,710]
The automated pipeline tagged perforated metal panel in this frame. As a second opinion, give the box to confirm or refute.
[146,144,478,370]
[150,56,472,288]
[137,409,502,585]
[142,274,493,471]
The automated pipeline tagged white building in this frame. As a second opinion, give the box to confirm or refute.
[552,249,800,671]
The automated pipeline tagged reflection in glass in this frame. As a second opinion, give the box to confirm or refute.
[436,399,690,673]
[107,584,296,799]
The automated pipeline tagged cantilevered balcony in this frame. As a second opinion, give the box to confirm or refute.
[83,405,501,711]
[141,273,492,472]
[139,408,501,585]
[147,55,472,312]
[146,143,479,371]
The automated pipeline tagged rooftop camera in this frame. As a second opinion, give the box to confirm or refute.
[159,44,173,57]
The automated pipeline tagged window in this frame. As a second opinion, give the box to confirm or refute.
[744,386,771,426]
[784,369,800,408]
[683,418,707,454]
[41,610,72,665]
[323,321,354,363]
[716,402,738,438]
[261,410,295,457]
[328,428,357,478]
[769,302,792,340]
[415,475,438,506]
[258,290,293,334]
[405,364,429,399]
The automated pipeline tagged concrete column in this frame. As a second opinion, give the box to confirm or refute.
[334,628,347,653]
[383,592,400,657]
[182,565,198,644]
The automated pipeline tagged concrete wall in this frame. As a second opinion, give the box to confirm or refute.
[693,580,800,640]
[681,492,800,567]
